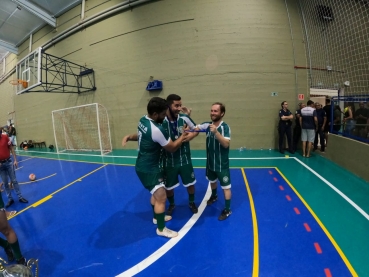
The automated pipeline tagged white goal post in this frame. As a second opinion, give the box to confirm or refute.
[52,103,112,155]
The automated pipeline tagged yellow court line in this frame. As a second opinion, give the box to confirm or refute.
[19,173,57,185]
[241,168,259,277]
[275,167,358,277]
[32,195,53,207]
[10,164,108,218]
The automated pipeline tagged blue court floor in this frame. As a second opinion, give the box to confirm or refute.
[2,149,368,276]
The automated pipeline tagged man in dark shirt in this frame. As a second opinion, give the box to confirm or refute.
[313,103,327,152]
[278,101,294,154]
[293,103,306,152]
[323,98,332,146]
[355,102,368,138]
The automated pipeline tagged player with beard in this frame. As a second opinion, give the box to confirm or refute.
[162,94,199,216]
[193,102,232,220]
[122,97,188,238]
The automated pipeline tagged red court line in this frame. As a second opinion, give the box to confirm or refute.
[304,223,311,232]
[314,242,323,254]
[324,268,332,277]
[279,185,284,191]
[285,195,291,201]
[268,170,273,175]
[294,207,300,214]
[273,177,278,182]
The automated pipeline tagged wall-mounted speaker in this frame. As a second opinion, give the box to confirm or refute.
[317,5,334,21]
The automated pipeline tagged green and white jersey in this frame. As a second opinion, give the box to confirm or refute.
[135,115,170,173]
[162,114,196,167]
[197,121,231,172]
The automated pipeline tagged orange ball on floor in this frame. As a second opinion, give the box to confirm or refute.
[29,174,36,181]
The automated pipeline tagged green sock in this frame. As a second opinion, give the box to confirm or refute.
[9,240,22,260]
[225,199,231,211]
[151,204,156,219]
[188,193,195,203]
[0,237,8,249]
[168,196,175,205]
[156,212,165,231]
[212,188,217,197]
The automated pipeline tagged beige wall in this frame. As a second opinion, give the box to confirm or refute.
[325,135,369,182]
[0,0,308,150]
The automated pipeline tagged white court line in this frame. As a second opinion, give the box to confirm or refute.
[293,157,369,220]
[116,185,212,277]
[18,157,33,163]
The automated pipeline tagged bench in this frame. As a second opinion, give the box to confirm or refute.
[32,141,46,148]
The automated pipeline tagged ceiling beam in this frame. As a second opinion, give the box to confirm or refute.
[0,40,18,54]
[12,0,56,27]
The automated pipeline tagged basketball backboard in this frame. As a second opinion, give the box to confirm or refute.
[15,47,42,94]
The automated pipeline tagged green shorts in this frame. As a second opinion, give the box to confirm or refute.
[164,163,196,190]
[206,168,231,189]
[135,170,165,194]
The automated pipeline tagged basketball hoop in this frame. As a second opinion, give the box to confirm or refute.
[9,79,28,89]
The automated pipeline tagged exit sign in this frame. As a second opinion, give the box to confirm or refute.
[298,94,304,100]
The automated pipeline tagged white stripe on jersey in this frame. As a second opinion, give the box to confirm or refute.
[150,121,170,146]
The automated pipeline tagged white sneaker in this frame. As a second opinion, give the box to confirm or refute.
[153,215,172,224]
[156,227,178,238]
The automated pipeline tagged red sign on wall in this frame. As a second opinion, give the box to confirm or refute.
[298,94,304,100]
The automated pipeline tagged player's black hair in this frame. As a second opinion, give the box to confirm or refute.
[147,97,168,115]
[307,100,314,106]
[166,94,181,106]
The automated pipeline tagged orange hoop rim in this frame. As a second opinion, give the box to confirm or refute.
[9,79,28,88]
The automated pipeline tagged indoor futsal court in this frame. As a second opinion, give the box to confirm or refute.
[6,149,368,277]
[1,0,369,276]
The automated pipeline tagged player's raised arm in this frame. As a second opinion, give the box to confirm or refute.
[122,133,138,147]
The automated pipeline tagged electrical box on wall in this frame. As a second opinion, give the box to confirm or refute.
[146,80,163,91]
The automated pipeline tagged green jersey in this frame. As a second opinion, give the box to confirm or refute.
[135,115,170,173]
[162,114,196,167]
[197,121,231,172]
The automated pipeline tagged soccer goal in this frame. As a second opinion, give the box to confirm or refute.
[52,103,112,155]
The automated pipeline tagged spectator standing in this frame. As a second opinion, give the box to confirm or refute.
[278,101,294,154]
[313,103,327,152]
[354,102,368,138]
[300,100,318,157]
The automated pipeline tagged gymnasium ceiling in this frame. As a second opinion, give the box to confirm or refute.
[0,0,81,60]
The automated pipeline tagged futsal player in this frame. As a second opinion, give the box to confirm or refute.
[194,102,232,220]
[162,94,199,216]
[122,97,188,238]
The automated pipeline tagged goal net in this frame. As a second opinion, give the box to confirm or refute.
[52,103,112,155]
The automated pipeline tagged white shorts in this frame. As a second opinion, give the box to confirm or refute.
[301,129,315,143]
